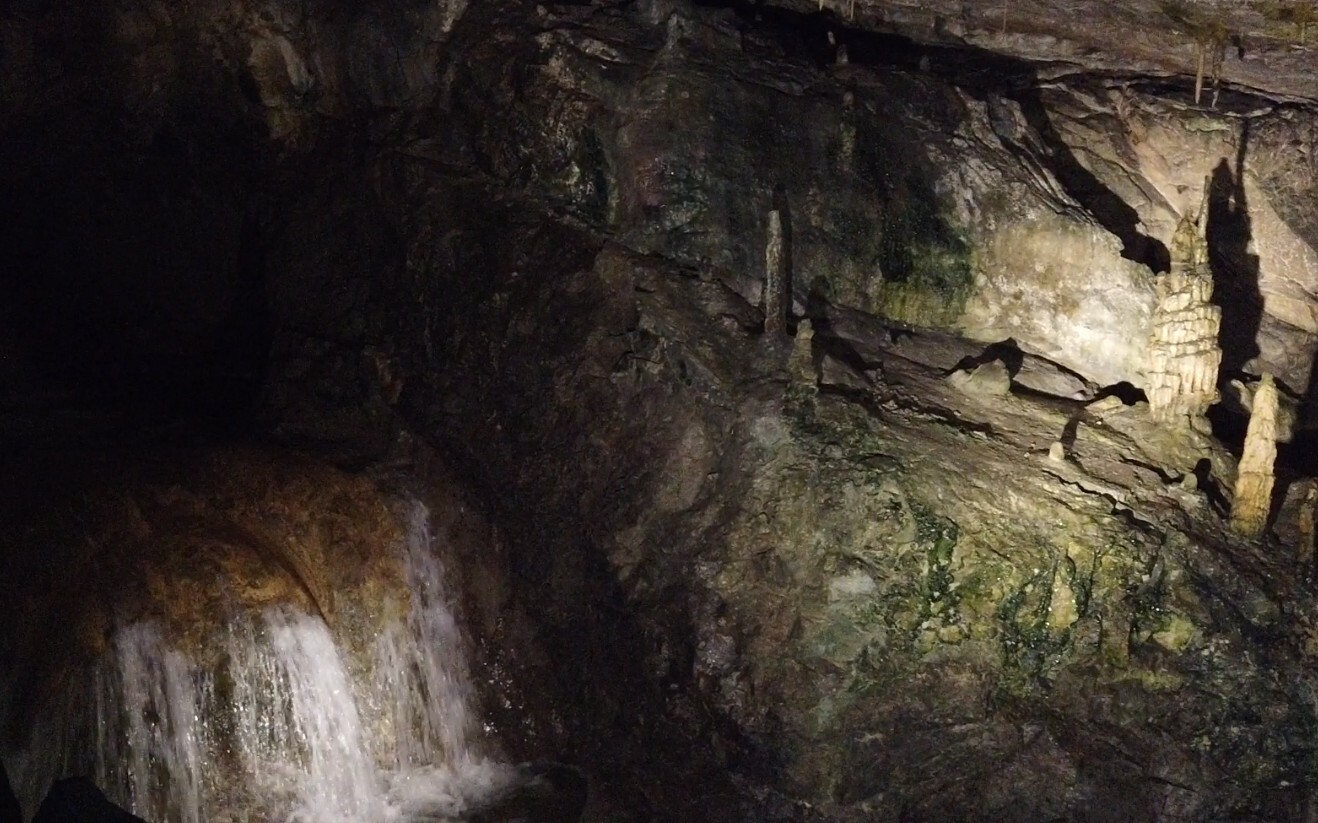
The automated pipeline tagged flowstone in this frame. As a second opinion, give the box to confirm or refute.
[1144,204,1222,422]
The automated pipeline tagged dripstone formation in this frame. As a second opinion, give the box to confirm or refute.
[763,208,789,335]
[1145,203,1223,422]
[1231,373,1280,538]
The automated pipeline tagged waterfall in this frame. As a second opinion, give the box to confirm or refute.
[98,625,208,823]
[9,500,514,822]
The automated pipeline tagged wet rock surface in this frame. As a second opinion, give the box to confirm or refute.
[4,0,1318,820]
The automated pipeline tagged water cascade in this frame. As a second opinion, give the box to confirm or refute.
[8,501,514,822]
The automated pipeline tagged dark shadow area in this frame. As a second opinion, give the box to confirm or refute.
[950,338,1025,377]
[30,777,144,823]
[1207,125,1262,380]
[1293,346,1318,476]
[1015,90,1171,273]
[804,278,879,375]
[0,4,274,443]
[1061,413,1082,455]
[0,757,18,823]
[1269,473,1299,542]
[1193,458,1231,518]
[1206,402,1248,456]
[1091,382,1149,406]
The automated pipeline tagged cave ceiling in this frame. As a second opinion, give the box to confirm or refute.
[783,0,1318,104]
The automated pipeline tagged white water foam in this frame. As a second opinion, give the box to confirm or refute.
[99,624,208,823]
[228,610,387,822]
[369,502,477,771]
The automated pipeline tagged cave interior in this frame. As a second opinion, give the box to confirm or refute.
[6,0,1318,820]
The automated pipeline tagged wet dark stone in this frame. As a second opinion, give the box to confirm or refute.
[466,762,587,823]
[31,777,146,823]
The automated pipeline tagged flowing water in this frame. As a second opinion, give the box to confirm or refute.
[8,501,514,822]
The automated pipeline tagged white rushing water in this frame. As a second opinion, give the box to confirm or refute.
[15,501,514,823]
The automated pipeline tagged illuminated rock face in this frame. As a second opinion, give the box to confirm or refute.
[1145,209,1223,421]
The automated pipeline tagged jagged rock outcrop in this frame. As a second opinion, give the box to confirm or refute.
[1145,205,1223,421]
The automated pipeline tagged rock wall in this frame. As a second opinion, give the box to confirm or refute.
[1043,83,1318,394]
[432,4,1158,387]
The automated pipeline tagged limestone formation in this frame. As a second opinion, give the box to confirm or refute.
[763,209,789,334]
[1144,201,1222,422]
[1231,373,1279,538]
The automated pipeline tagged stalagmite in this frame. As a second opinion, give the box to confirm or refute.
[1145,192,1222,423]
[839,91,856,174]
[1231,374,1278,538]
[788,318,817,389]
[763,208,789,335]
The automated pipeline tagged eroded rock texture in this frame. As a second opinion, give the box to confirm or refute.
[5,0,1318,821]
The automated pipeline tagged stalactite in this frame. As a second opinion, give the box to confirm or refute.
[763,208,789,335]
[1231,373,1278,538]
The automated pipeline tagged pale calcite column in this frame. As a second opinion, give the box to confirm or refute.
[1145,203,1222,422]
[1231,373,1278,538]
[764,209,789,335]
